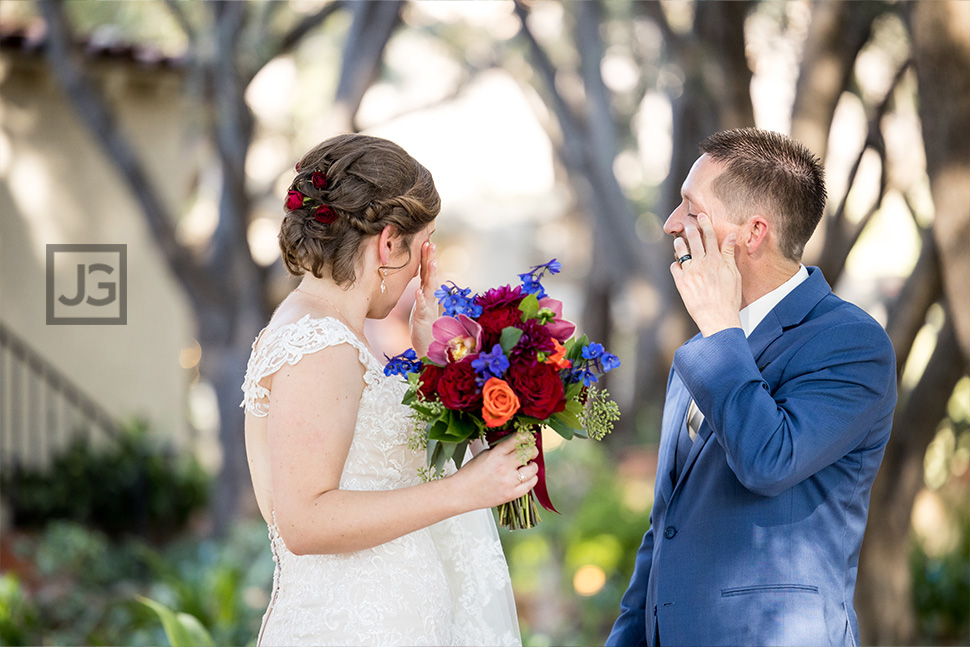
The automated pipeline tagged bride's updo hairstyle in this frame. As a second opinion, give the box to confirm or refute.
[279,133,440,286]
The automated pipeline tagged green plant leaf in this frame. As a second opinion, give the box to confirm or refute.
[547,415,578,439]
[452,440,470,469]
[566,334,590,361]
[519,294,540,321]
[500,327,525,353]
[564,381,584,400]
[137,596,214,647]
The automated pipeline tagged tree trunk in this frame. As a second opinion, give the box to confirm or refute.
[909,0,970,361]
[856,315,967,645]
[856,5,970,639]
[202,317,265,535]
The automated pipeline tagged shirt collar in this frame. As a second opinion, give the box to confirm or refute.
[739,265,809,337]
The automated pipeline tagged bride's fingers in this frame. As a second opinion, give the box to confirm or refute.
[516,462,539,482]
[422,243,438,297]
[417,242,429,287]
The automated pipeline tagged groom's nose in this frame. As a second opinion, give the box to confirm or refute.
[663,205,686,236]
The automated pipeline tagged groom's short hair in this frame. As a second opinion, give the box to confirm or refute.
[700,128,826,262]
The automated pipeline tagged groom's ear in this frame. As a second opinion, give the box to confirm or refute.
[744,215,771,256]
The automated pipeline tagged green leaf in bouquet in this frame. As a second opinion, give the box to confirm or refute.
[450,411,483,442]
[519,294,540,321]
[428,440,454,477]
[500,327,525,353]
[427,416,460,443]
[565,334,590,361]
[564,380,584,400]
[563,398,584,420]
[451,439,470,469]
[547,415,578,439]
[427,411,480,444]
[410,402,438,418]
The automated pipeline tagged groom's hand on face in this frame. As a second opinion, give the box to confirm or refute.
[669,213,743,337]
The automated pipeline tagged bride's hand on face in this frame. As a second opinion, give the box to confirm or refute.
[409,241,440,357]
[449,438,539,511]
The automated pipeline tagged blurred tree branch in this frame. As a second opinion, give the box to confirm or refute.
[37,0,222,308]
[815,58,910,285]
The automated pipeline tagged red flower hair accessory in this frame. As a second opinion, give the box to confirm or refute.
[285,189,306,211]
[311,171,328,189]
[314,205,337,224]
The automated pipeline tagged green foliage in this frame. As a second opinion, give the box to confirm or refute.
[911,503,970,644]
[139,520,273,646]
[0,420,209,538]
[6,521,164,646]
[3,519,272,646]
[0,574,40,646]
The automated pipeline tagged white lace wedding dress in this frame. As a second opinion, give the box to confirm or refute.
[241,315,521,647]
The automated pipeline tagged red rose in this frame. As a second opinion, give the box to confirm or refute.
[507,360,566,420]
[285,189,305,211]
[477,307,523,350]
[311,171,328,189]
[437,358,483,412]
[315,205,337,224]
[417,364,443,401]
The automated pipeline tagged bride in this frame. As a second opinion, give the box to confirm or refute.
[240,133,537,646]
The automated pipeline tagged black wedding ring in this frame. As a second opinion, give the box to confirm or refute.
[677,254,692,265]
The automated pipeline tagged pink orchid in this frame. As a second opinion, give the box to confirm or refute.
[538,297,576,342]
[428,314,483,365]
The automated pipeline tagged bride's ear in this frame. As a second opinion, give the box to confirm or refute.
[377,225,399,267]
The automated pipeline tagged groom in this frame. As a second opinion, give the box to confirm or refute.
[607,128,896,647]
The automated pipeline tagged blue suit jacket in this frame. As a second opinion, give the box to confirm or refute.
[607,267,896,647]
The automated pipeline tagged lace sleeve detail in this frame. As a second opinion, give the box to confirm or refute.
[240,315,381,417]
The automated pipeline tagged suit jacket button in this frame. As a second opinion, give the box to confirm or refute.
[663,526,677,539]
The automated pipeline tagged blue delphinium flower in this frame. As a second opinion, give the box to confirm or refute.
[384,348,423,377]
[601,352,621,373]
[518,259,562,299]
[567,343,620,385]
[435,282,483,318]
[581,343,605,360]
[569,367,599,387]
[472,344,510,383]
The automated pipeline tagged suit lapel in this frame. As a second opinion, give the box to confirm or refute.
[658,372,691,506]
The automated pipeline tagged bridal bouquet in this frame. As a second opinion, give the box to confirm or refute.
[384,260,620,530]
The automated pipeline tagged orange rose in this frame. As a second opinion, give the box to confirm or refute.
[482,377,520,428]
[547,339,572,370]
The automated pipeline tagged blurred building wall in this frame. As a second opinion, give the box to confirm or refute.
[0,40,195,464]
